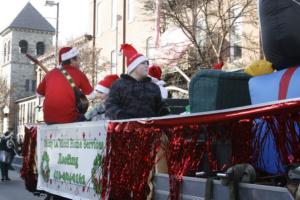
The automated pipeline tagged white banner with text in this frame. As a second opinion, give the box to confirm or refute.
[37,121,108,200]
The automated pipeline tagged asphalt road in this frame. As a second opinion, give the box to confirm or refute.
[0,170,42,200]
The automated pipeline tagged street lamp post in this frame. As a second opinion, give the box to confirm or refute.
[45,0,59,66]
[3,106,9,133]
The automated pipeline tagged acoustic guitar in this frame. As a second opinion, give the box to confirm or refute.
[25,53,89,114]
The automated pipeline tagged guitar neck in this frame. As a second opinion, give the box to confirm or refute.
[25,54,49,73]
[37,63,49,73]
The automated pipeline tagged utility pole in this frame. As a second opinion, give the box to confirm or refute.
[122,0,127,73]
[92,0,96,85]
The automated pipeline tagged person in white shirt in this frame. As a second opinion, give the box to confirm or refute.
[148,65,168,99]
[85,74,119,121]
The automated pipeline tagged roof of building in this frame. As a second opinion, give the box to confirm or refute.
[1,2,55,35]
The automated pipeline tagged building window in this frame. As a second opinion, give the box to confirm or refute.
[28,103,31,123]
[30,102,34,123]
[32,80,36,92]
[20,104,23,125]
[111,50,117,74]
[128,0,135,23]
[23,104,25,124]
[32,102,34,123]
[230,6,243,61]
[18,105,21,125]
[146,37,155,61]
[22,104,25,125]
[97,2,102,35]
[3,43,6,63]
[19,40,28,54]
[27,103,30,124]
[7,41,10,61]
[25,79,30,91]
[233,44,242,58]
[111,0,117,29]
[197,19,207,47]
[18,105,21,126]
[32,102,36,123]
[36,42,45,55]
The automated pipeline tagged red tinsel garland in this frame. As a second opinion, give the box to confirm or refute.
[101,100,300,200]
[101,122,162,200]
[20,126,37,192]
[266,113,300,165]
[164,124,201,200]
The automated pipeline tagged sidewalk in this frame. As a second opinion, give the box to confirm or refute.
[0,170,41,200]
[11,155,23,171]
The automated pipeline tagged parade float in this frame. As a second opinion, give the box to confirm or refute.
[21,71,300,200]
[21,0,300,199]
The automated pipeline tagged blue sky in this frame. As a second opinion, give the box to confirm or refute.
[0,0,90,43]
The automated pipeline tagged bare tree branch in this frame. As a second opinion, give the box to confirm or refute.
[143,0,259,92]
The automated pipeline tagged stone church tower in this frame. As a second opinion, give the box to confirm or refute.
[0,3,55,132]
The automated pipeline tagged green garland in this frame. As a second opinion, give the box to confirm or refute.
[91,154,102,194]
[40,151,50,182]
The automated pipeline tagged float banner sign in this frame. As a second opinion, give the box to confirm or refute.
[37,121,107,200]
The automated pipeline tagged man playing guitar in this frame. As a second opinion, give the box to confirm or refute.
[36,47,94,124]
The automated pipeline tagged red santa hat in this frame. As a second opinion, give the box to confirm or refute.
[95,74,119,94]
[148,65,162,80]
[59,47,79,64]
[120,44,148,74]
[212,61,224,70]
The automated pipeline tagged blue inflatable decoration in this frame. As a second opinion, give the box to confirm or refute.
[249,67,300,174]
[259,0,300,70]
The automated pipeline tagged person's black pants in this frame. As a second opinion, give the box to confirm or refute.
[1,162,9,180]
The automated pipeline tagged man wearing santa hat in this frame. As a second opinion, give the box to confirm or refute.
[85,74,119,121]
[105,44,169,120]
[148,65,168,99]
[37,47,94,124]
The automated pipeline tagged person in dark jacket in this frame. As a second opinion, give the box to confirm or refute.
[106,44,169,120]
[0,131,15,181]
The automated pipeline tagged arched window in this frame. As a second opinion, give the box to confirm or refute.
[7,41,10,61]
[3,43,6,62]
[19,40,28,54]
[36,42,45,55]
